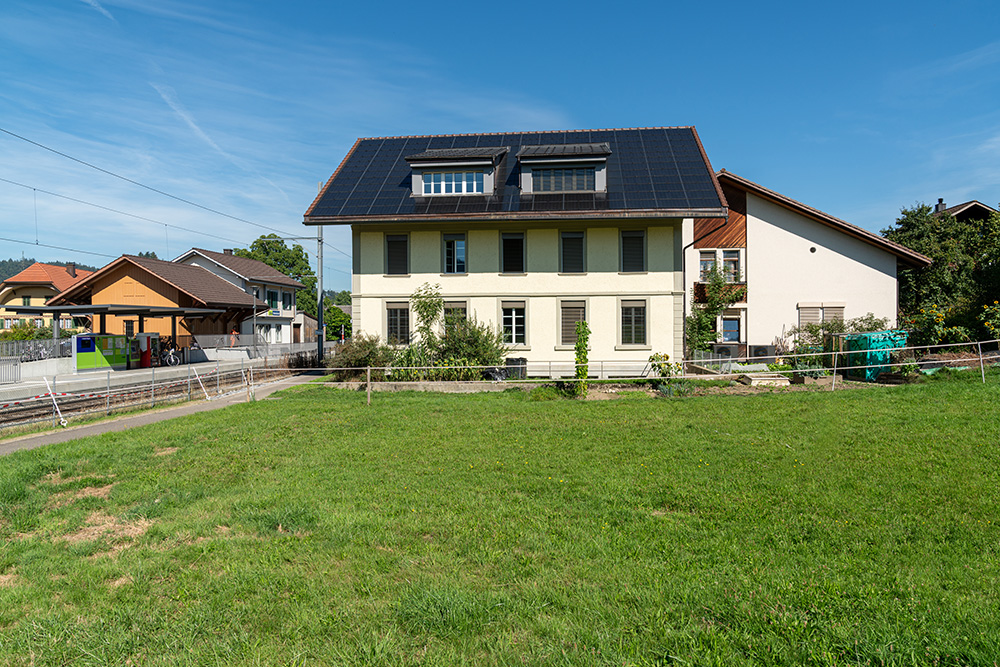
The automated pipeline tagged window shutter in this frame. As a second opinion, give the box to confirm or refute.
[621,231,645,272]
[501,300,525,310]
[561,301,586,345]
[502,234,524,273]
[561,232,585,273]
[386,235,408,275]
[823,306,845,322]
[621,300,646,345]
[798,306,822,327]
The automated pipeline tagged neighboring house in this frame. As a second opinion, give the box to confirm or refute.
[173,248,304,344]
[47,255,266,338]
[687,171,931,355]
[303,127,729,364]
[932,198,997,223]
[0,262,91,332]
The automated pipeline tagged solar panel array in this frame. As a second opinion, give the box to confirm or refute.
[307,128,722,220]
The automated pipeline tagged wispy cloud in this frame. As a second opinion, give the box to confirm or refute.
[79,0,117,23]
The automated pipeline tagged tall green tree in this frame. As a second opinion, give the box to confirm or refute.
[881,205,1000,325]
[234,234,318,317]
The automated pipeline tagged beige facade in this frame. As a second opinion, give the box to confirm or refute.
[351,218,688,365]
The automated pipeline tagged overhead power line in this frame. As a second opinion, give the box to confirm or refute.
[0,235,117,259]
[0,126,352,259]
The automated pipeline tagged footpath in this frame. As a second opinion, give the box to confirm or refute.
[0,372,320,457]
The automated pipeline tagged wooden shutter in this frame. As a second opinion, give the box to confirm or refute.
[561,301,586,345]
[386,235,408,275]
[561,232,585,273]
[798,306,822,327]
[823,306,845,322]
[621,231,645,272]
[502,234,524,273]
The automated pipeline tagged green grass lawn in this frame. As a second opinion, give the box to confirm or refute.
[1,370,999,666]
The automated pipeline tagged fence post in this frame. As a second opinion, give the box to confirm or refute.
[216,361,220,396]
[366,366,371,406]
[831,348,838,391]
[151,365,155,407]
[51,375,56,427]
[106,371,111,415]
[978,341,986,384]
[188,363,192,401]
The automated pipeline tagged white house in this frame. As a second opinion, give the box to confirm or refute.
[173,248,305,344]
[683,171,930,357]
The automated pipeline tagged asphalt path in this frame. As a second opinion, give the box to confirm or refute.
[0,372,320,457]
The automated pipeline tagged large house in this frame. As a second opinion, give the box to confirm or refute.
[0,262,91,332]
[173,248,305,344]
[303,127,930,364]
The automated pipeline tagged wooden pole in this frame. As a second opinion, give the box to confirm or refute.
[366,366,371,406]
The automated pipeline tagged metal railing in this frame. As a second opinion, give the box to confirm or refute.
[0,338,72,361]
[0,357,19,385]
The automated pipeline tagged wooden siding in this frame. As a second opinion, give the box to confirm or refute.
[89,264,196,337]
[694,183,746,249]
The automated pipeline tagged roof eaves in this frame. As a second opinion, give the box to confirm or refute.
[717,171,931,268]
[304,207,728,225]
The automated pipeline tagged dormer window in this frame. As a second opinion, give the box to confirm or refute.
[422,170,485,195]
[405,147,506,197]
[518,143,610,194]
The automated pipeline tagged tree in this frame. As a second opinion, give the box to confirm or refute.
[332,290,352,306]
[881,205,1000,334]
[135,251,158,259]
[325,304,352,341]
[234,234,318,317]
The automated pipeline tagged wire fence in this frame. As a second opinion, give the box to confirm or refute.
[2,338,996,429]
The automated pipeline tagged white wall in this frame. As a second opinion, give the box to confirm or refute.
[744,194,897,345]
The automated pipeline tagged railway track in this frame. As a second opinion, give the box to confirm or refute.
[0,366,296,430]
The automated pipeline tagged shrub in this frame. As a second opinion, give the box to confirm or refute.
[980,301,1000,340]
[901,304,970,347]
[434,316,509,369]
[325,333,395,381]
[573,320,590,397]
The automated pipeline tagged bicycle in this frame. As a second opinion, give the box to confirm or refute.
[160,347,180,367]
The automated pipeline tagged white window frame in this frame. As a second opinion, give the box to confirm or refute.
[500,300,527,347]
[717,308,746,344]
[698,248,745,283]
[443,233,467,274]
[412,165,495,196]
[385,301,410,346]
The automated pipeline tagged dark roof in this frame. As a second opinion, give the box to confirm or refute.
[405,147,508,162]
[716,171,932,269]
[936,200,997,220]
[304,127,726,224]
[516,143,611,159]
[48,255,268,308]
[185,248,304,289]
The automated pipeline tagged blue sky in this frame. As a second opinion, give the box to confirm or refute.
[2,0,999,290]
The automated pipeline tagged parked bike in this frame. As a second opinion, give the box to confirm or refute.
[18,344,49,362]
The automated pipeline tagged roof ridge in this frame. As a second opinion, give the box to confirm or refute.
[353,126,695,142]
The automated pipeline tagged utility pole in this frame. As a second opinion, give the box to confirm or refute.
[316,225,324,364]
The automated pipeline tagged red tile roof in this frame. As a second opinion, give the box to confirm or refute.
[48,256,267,308]
[2,262,92,292]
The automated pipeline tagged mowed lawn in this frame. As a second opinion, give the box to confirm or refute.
[1,372,999,666]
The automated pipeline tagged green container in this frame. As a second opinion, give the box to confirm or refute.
[843,330,908,381]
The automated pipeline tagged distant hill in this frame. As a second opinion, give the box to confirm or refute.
[0,258,99,282]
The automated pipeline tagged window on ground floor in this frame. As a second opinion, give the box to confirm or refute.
[501,300,525,345]
[621,300,647,345]
[387,303,410,345]
[560,300,586,345]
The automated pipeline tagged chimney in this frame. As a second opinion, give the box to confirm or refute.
[66,262,76,278]
[934,198,946,213]
[223,249,233,255]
